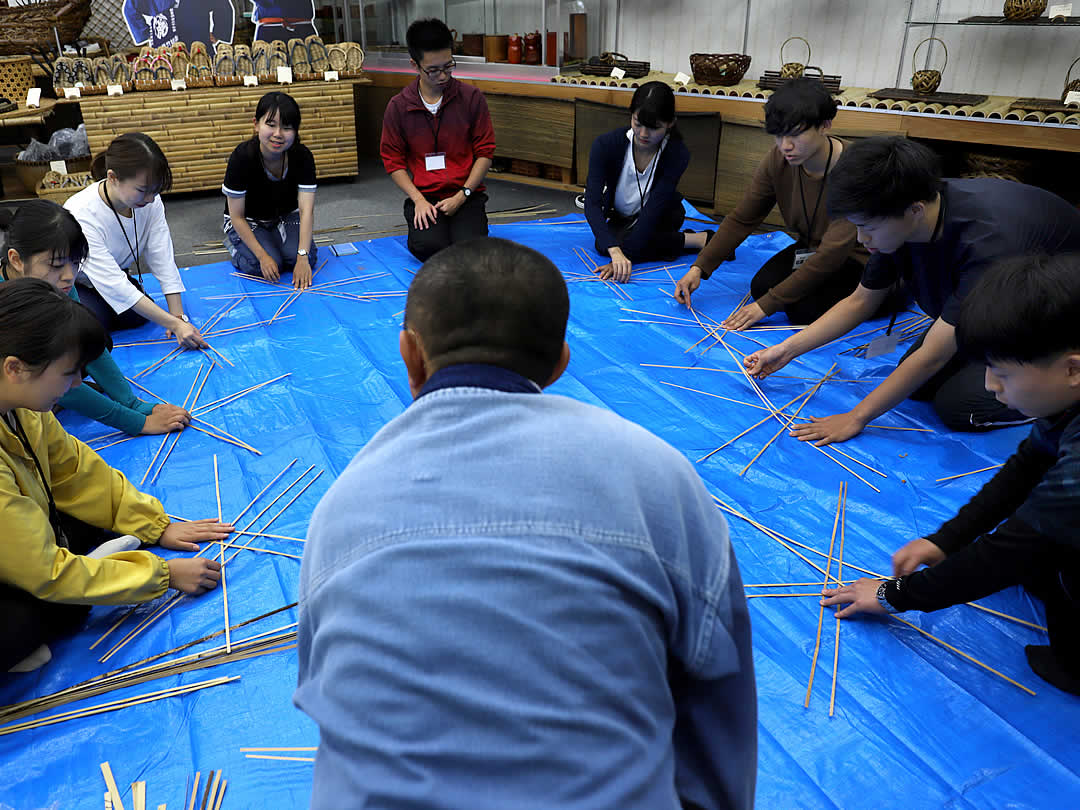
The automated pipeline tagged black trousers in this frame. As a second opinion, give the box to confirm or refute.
[405,191,489,262]
[0,514,112,673]
[901,330,1030,431]
[750,243,866,325]
[76,279,149,342]
[596,203,688,263]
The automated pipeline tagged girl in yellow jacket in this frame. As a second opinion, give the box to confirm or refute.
[0,277,233,674]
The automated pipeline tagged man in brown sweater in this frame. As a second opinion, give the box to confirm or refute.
[674,78,867,330]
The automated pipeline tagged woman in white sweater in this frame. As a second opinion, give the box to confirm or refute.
[65,133,206,349]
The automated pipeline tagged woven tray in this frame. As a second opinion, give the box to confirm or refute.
[0,0,91,56]
[869,88,989,105]
[757,70,841,93]
[1009,96,1080,114]
[958,14,1080,23]
[0,56,32,102]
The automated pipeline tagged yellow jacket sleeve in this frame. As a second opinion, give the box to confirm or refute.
[0,410,171,605]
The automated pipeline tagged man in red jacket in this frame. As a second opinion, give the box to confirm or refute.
[381,18,497,261]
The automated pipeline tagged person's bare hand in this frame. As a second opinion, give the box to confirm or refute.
[674,267,702,306]
[412,198,439,229]
[598,249,632,283]
[434,192,465,218]
[892,537,946,577]
[743,344,791,379]
[167,557,222,595]
[170,321,208,350]
[292,256,312,290]
[820,578,889,618]
[258,252,280,283]
[722,300,766,331]
[159,518,234,552]
[141,403,191,435]
[789,411,867,446]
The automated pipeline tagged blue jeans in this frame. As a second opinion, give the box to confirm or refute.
[225,212,318,277]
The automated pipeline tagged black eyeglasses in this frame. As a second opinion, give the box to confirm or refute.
[421,60,456,78]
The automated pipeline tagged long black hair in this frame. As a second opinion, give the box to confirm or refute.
[0,277,105,373]
[251,91,303,148]
[629,81,680,139]
[90,132,173,193]
[0,200,88,276]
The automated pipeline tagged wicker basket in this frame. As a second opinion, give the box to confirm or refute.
[37,170,94,203]
[580,52,650,79]
[689,53,751,86]
[1003,0,1047,20]
[0,56,32,103]
[1063,56,1080,103]
[911,37,948,95]
[779,36,811,79]
[0,0,91,56]
[15,155,90,196]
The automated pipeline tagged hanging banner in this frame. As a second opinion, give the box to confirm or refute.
[123,0,236,51]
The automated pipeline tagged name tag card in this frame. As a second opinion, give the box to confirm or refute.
[107,83,124,96]
[1049,3,1072,17]
[424,152,446,171]
[673,71,692,85]
[865,334,900,359]
[792,249,815,268]
[243,74,259,87]
[63,86,81,99]
[1065,90,1080,107]
[609,66,626,79]
[170,78,187,90]
[276,66,293,84]
[49,160,68,173]
[26,87,41,107]
[324,70,339,81]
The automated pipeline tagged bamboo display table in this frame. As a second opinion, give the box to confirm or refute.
[77,80,368,194]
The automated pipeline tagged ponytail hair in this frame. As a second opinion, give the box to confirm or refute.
[629,81,680,139]
[0,200,88,273]
[0,277,106,373]
[91,132,173,193]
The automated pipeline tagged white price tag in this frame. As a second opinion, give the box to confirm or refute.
[49,160,68,174]
[63,86,81,99]
[276,66,293,84]
[26,87,41,107]
[609,66,626,79]
[1065,91,1080,107]
[170,78,187,91]
[1048,3,1072,17]
[106,83,123,96]
[243,74,259,86]
[324,70,339,81]
[673,71,692,85]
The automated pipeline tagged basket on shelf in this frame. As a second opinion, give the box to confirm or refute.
[1003,0,1047,21]
[37,169,94,203]
[911,36,948,95]
[689,52,751,86]
[579,52,650,79]
[15,155,91,196]
[779,36,811,79]
[0,0,91,57]
[0,56,32,104]
[1063,55,1080,103]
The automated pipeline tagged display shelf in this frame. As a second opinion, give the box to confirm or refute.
[907,16,1080,25]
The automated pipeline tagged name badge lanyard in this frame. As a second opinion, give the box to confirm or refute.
[796,136,834,246]
[5,411,66,548]
[103,182,143,287]
[427,108,444,158]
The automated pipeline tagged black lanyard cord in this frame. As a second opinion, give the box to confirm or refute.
[632,137,665,216]
[797,136,835,244]
[102,182,142,283]
[5,411,65,548]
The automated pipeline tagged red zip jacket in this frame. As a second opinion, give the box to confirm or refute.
[380,77,496,201]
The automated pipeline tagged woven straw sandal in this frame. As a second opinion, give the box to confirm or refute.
[306,34,329,72]
[288,38,311,73]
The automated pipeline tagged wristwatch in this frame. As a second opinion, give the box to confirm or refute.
[461,187,472,198]
[297,248,309,257]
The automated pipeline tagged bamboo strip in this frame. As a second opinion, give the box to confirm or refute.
[698,385,820,463]
[891,616,1036,696]
[213,780,227,810]
[830,484,848,717]
[132,781,146,810]
[99,592,185,663]
[188,773,200,810]
[746,581,854,588]
[216,541,301,560]
[229,459,299,526]
[89,605,138,651]
[151,363,216,485]
[134,345,184,379]
[935,463,1003,483]
[640,363,891,386]
[214,456,232,654]
[186,423,261,455]
[190,373,292,416]
[239,746,317,752]
[244,754,315,762]
[806,483,845,709]
[206,771,221,810]
[198,771,213,810]
[101,762,126,810]
[713,497,833,582]
[141,367,203,485]
[747,593,827,598]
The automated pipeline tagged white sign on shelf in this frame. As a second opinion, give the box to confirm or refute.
[673,71,692,85]
[1064,91,1080,107]
[324,70,339,81]
[170,78,187,91]
[25,87,41,107]
[62,86,81,99]
[106,84,123,96]
[243,74,259,87]
[277,66,293,84]
[609,66,626,80]
[1048,4,1072,17]
[49,160,68,174]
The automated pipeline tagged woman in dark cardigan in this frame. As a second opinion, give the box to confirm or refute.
[584,81,712,283]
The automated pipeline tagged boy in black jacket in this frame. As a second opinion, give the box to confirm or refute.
[822,252,1080,695]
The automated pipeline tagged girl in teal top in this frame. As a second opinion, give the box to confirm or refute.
[0,201,190,435]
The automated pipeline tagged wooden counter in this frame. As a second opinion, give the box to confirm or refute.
[76,79,368,194]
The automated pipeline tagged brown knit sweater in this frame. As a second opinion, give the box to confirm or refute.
[694,140,868,316]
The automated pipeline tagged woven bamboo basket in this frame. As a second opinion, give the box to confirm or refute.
[911,37,948,95]
[15,155,90,196]
[580,52,650,79]
[689,53,751,86]
[779,36,811,79]
[0,0,91,56]
[1003,0,1047,21]
[0,56,32,102]
[1062,56,1080,103]
[37,170,94,203]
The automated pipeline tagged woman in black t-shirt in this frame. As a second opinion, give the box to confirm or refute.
[222,91,318,290]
